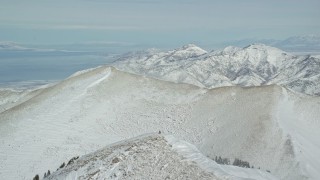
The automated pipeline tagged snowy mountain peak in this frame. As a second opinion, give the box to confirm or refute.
[219,46,242,55]
[172,44,208,58]
[228,43,292,66]
[180,43,202,50]
[244,43,285,53]
[285,35,320,42]
[216,44,287,58]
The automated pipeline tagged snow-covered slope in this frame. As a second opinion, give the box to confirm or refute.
[45,134,276,180]
[0,82,57,113]
[1,66,319,179]
[113,44,320,96]
[0,88,42,113]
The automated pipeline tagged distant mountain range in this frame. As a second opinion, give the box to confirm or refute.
[0,42,21,50]
[0,42,56,52]
[275,35,320,51]
[1,35,320,54]
[114,43,320,96]
[219,35,320,53]
[0,41,99,58]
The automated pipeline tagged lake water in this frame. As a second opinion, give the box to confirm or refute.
[0,51,116,89]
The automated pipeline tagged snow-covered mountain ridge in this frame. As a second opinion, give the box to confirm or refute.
[113,44,320,96]
[45,134,276,180]
[1,66,319,179]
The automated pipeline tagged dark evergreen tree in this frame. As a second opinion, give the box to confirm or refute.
[67,156,79,166]
[59,162,65,169]
[232,158,250,168]
[33,174,39,180]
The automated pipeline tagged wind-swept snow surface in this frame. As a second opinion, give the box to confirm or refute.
[1,66,319,179]
[45,134,276,180]
[114,44,320,96]
[276,89,320,180]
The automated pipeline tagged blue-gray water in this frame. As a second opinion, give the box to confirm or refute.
[0,50,116,88]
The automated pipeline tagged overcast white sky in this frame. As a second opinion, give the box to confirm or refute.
[0,0,319,47]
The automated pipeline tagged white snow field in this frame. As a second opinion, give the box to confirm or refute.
[0,65,319,179]
[45,134,276,180]
[0,67,320,179]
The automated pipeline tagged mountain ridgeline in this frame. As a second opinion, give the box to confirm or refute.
[114,44,320,96]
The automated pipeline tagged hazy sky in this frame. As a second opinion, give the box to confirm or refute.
[0,0,319,47]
